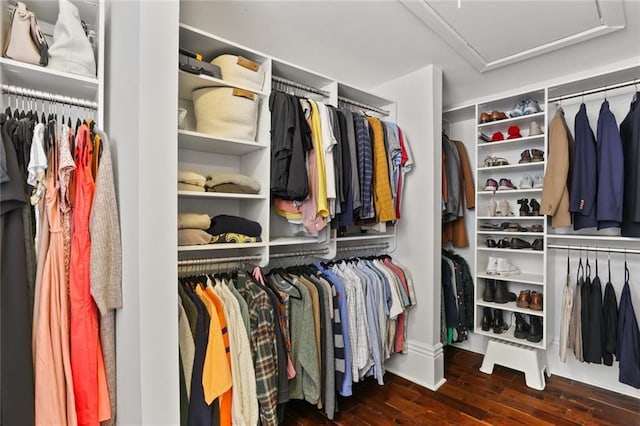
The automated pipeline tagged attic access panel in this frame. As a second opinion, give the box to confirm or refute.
[402,0,625,72]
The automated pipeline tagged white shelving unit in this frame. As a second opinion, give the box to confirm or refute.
[473,89,550,387]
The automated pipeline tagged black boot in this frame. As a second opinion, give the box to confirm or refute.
[514,313,530,339]
[493,309,507,334]
[527,316,543,342]
[494,281,510,303]
[481,307,493,331]
[483,279,496,302]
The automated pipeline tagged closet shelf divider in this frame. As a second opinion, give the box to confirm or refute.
[476,300,545,317]
[178,242,267,252]
[477,134,545,149]
[476,272,544,285]
[177,191,266,200]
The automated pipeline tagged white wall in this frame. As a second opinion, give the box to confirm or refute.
[106,1,180,424]
[374,65,446,390]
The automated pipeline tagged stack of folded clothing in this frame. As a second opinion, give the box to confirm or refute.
[178,212,212,246]
[178,171,206,192]
[207,214,262,243]
[205,172,261,194]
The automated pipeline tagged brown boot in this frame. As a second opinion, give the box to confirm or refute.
[516,290,531,308]
[519,149,532,163]
[531,149,545,162]
[530,291,543,311]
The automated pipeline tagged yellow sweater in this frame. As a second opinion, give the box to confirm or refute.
[367,117,396,222]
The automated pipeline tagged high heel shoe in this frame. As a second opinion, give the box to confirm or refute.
[529,199,540,216]
[517,198,530,216]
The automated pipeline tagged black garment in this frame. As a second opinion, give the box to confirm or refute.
[584,273,604,364]
[179,353,189,426]
[208,214,262,238]
[441,259,458,328]
[620,92,640,236]
[617,275,640,388]
[602,281,618,366]
[581,267,592,361]
[443,250,474,331]
[0,113,35,426]
[185,285,213,426]
[336,110,354,227]
[261,285,289,408]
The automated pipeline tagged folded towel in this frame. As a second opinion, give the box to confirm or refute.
[211,233,260,244]
[205,172,261,194]
[179,171,206,186]
[179,182,206,192]
[178,213,211,230]
[208,214,262,238]
[178,229,213,246]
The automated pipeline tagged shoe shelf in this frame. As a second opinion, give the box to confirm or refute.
[477,272,544,285]
[477,216,544,220]
[477,134,544,149]
[474,326,544,350]
[477,112,546,132]
[477,300,544,317]
[477,247,543,255]
[477,162,544,172]
[477,230,544,237]
[477,188,542,195]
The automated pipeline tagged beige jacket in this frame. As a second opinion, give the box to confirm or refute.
[541,109,574,228]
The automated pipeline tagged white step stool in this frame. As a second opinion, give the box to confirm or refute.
[479,339,550,390]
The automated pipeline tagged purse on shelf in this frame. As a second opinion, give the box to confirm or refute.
[3,1,49,66]
[48,0,96,77]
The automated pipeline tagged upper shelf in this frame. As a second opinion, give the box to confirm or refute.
[179,23,269,64]
[477,112,546,131]
[178,130,267,155]
[0,57,99,100]
[178,70,269,100]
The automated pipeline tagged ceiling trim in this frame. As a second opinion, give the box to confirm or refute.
[401,0,626,73]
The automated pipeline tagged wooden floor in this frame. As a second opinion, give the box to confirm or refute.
[283,346,640,425]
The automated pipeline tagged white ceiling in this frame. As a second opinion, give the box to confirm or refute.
[180,0,640,108]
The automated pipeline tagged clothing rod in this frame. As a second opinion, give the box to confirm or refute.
[271,76,330,98]
[336,242,390,252]
[1,84,98,109]
[177,255,262,266]
[269,248,330,259]
[548,78,639,103]
[547,244,640,255]
[338,96,390,117]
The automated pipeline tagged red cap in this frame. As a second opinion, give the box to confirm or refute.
[491,131,504,141]
[507,125,522,139]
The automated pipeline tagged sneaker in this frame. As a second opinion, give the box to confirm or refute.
[520,175,533,189]
[533,175,544,188]
[484,178,498,191]
[498,178,517,191]
[497,199,512,217]
[508,100,526,118]
[486,256,499,275]
[523,99,542,115]
[495,257,520,276]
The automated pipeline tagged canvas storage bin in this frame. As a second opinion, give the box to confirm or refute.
[211,54,265,92]
[193,87,259,141]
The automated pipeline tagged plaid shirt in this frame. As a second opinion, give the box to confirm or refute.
[235,272,278,426]
[354,115,375,219]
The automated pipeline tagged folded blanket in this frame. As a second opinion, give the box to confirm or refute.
[178,213,211,230]
[178,229,212,246]
[205,172,261,194]
[178,182,205,192]
[211,233,260,244]
[208,214,262,238]
[179,171,206,186]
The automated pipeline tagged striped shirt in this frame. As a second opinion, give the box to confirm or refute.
[354,115,375,219]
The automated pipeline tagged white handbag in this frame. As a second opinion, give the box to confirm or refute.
[48,0,96,77]
[3,2,49,66]
[211,55,265,92]
[192,87,260,141]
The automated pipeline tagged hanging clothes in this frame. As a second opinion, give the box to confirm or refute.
[620,92,640,237]
[442,135,475,247]
[559,254,574,363]
[617,262,640,389]
[569,103,597,230]
[440,250,473,344]
[596,100,624,229]
[568,258,584,362]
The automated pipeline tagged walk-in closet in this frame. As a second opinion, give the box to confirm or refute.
[2,0,639,425]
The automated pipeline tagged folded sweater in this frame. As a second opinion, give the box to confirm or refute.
[179,171,206,186]
[178,212,211,230]
[205,172,261,194]
[207,215,262,238]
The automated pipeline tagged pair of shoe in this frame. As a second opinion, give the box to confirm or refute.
[482,156,510,167]
[481,307,509,334]
[517,198,541,216]
[508,99,542,118]
[519,149,544,163]
[482,279,516,303]
[519,175,543,189]
[516,290,543,310]
[486,256,520,276]
[514,313,543,342]
[486,237,533,250]
[488,198,514,217]
[485,178,515,192]
[480,110,508,123]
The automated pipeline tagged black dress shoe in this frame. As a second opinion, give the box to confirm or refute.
[509,237,531,249]
[481,307,493,331]
[514,313,530,339]
[486,238,497,248]
[494,281,511,304]
[532,238,543,251]
[493,309,507,334]
[498,238,510,248]
[483,279,496,302]
[527,316,543,342]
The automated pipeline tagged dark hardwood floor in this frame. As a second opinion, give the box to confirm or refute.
[282,346,640,425]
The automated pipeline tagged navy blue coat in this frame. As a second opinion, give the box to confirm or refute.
[596,100,624,229]
[621,92,640,236]
[570,104,598,230]
[617,279,640,389]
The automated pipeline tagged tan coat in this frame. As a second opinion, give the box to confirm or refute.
[541,109,574,228]
[443,140,475,247]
